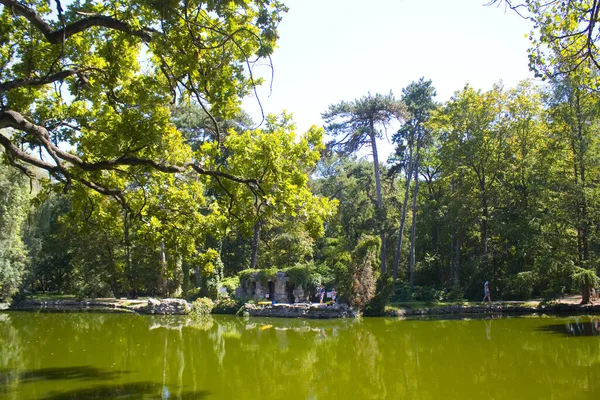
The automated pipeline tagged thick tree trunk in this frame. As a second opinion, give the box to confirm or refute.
[409,155,420,285]
[581,283,591,305]
[393,146,414,280]
[369,128,386,274]
[250,220,261,270]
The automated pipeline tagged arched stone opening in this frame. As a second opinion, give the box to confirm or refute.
[285,282,296,304]
[268,281,275,300]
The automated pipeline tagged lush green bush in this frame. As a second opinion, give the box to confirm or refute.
[442,284,465,303]
[186,287,202,301]
[364,275,394,316]
[391,283,444,303]
[333,252,352,304]
[212,298,242,314]
[284,264,322,291]
[221,276,240,295]
[238,269,259,287]
[189,297,214,317]
[504,271,538,300]
[573,267,599,287]
[238,268,278,287]
[256,268,278,285]
[346,235,379,309]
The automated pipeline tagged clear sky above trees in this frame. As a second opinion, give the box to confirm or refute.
[244,0,535,159]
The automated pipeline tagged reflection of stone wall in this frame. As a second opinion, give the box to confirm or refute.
[243,303,355,318]
[147,298,190,315]
[235,271,306,303]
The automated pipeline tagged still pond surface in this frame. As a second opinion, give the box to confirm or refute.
[1,312,599,399]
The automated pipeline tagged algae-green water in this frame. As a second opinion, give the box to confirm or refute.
[1,312,599,399]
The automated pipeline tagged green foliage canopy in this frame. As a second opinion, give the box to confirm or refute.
[0,0,286,200]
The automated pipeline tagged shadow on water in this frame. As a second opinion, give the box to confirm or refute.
[0,366,129,384]
[537,321,600,337]
[37,382,210,400]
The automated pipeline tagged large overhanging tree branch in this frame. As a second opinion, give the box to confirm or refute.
[0,0,153,44]
[0,110,262,198]
[489,0,600,85]
[0,0,285,205]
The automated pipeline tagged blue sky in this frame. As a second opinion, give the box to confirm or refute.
[242,0,537,159]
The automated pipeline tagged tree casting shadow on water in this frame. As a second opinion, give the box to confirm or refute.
[0,365,129,384]
[37,382,210,400]
[537,321,600,337]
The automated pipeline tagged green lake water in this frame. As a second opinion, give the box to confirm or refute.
[1,312,599,400]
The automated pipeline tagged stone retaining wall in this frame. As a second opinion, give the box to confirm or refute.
[386,303,600,317]
[7,299,600,318]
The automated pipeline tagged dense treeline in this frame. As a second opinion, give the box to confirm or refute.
[3,75,599,303]
[2,0,600,306]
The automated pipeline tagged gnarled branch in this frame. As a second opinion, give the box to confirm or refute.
[0,69,83,93]
[0,0,153,44]
[0,109,263,198]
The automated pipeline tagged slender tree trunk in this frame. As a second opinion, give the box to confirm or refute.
[369,127,386,274]
[571,91,589,266]
[393,145,414,279]
[577,114,589,262]
[449,232,455,284]
[479,178,489,270]
[123,210,135,297]
[455,236,461,284]
[250,220,261,270]
[409,154,420,285]
[160,241,168,297]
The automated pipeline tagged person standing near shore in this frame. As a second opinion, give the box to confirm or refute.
[483,281,491,302]
[317,284,325,304]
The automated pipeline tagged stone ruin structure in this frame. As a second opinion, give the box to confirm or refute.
[235,271,307,303]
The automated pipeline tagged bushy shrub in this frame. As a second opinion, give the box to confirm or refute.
[504,271,538,300]
[347,235,379,309]
[333,252,352,303]
[391,283,443,303]
[285,263,322,293]
[221,276,240,295]
[213,298,242,314]
[238,269,260,287]
[238,268,278,287]
[364,275,394,316]
[443,284,465,303]
[190,297,213,317]
[255,267,278,285]
[186,287,202,301]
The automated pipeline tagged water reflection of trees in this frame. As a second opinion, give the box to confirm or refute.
[2,313,600,399]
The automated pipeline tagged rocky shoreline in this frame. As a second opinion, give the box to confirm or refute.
[5,298,600,318]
